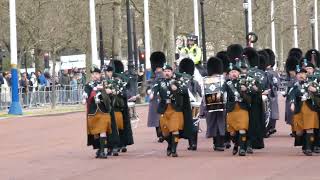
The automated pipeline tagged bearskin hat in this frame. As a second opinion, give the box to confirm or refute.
[285,56,299,72]
[227,44,244,63]
[258,54,267,71]
[305,49,320,68]
[264,49,276,67]
[258,50,270,70]
[288,48,303,60]
[112,60,124,74]
[207,57,223,76]
[216,51,230,73]
[243,47,259,68]
[179,58,195,76]
[150,51,166,72]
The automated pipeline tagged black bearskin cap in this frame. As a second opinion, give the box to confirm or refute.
[207,57,223,76]
[150,51,166,72]
[288,48,303,60]
[305,49,320,68]
[112,60,124,74]
[285,56,299,72]
[216,51,230,73]
[227,44,244,63]
[179,58,195,76]
[243,47,259,67]
[264,49,276,67]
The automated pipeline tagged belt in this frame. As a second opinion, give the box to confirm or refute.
[166,99,171,104]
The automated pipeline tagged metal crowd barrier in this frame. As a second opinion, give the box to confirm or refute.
[0,84,84,110]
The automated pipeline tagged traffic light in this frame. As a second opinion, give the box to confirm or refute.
[44,53,49,69]
[139,50,145,64]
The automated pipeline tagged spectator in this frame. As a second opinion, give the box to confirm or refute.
[19,72,31,108]
[29,72,38,107]
[1,72,11,108]
[36,70,46,106]
[70,75,78,103]
[59,69,70,103]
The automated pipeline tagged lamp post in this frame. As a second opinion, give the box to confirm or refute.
[98,15,105,69]
[8,0,22,115]
[243,0,249,46]
[200,0,207,66]
[310,12,316,49]
[126,0,134,75]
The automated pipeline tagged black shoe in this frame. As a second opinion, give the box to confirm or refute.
[167,148,172,156]
[95,149,101,158]
[313,146,320,153]
[303,149,313,156]
[112,148,119,156]
[107,149,112,156]
[225,142,231,149]
[269,129,277,135]
[158,137,164,143]
[187,145,197,151]
[304,133,314,156]
[232,146,238,155]
[121,147,127,153]
[239,149,246,156]
[171,152,178,157]
[246,146,253,154]
[96,151,108,159]
[214,146,224,151]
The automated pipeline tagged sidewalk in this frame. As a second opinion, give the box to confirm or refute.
[0,105,85,119]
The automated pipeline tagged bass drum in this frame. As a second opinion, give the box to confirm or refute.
[203,76,225,112]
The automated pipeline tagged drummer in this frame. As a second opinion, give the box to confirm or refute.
[199,57,226,151]
[178,58,202,151]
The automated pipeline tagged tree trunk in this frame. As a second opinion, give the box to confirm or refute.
[166,0,175,66]
[51,49,57,109]
[112,0,122,59]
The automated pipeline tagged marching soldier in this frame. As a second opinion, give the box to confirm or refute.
[110,60,134,154]
[223,63,251,156]
[147,52,166,142]
[199,57,226,151]
[153,64,193,157]
[284,56,299,135]
[82,66,119,158]
[264,49,280,137]
[304,49,320,153]
[243,47,268,152]
[178,58,202,151]
[216,51,232,149]
[288,64,320,156]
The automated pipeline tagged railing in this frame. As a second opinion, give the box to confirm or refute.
[0,84,84,110]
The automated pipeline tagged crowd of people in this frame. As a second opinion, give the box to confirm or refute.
[0,68,87,109]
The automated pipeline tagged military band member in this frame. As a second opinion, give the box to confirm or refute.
[284,56,299,135]
[82,66,119,159]
[147,52,166,143]
[223,63,251,156]
[110,60,134,154]
[288,65,320,156]
[242,47,267,152]
[216,51,232,149]
[264,49,280,137]
[303,49,320,153]
[153,64,193,157]
[199,57,226,151]
[178,58,202,151]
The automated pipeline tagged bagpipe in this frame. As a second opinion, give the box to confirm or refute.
[299,74,320,111]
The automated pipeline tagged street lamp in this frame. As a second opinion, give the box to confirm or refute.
[310,9,316,49]
[243,0,249,46]
[126,0,134,75]
[200,0,207,67]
